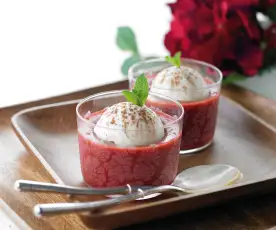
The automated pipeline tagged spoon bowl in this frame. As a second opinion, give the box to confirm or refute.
[173,164,242,193]
[126,164,242,200]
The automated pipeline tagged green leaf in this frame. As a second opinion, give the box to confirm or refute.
[122,74,149,106]
[267,4,276,22]
[165,51,182,68]
[122,90,140,105]
[121,55,141,76]
[116,27,138,53]
[133,74,149,106]
[174,51,181,67]
[165,56,173,64]
[222,73,247,86]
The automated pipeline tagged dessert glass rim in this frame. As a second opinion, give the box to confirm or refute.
[128,57,223,91]
[76,90,184,131]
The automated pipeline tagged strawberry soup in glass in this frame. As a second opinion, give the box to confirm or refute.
[128,58,222,154]
[76,90,184,187]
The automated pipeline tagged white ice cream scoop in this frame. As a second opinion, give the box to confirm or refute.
[94,102,165,147]
[150,66,209,101]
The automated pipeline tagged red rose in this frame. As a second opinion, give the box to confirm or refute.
[224,0,259,9]
[235,39,264,76]
[168,0,197,15]
[165,0,264,76]
[262,0,276,7]
[265,23,276,48]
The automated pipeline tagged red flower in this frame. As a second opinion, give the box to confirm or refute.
[168,0,197,15]
[262,0,276,8]
[266,23,276,48]
[164,0,264,77]
[235,39,264,76]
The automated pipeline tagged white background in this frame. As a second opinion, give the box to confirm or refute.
[0,0,275,108]
[0,0,172,108]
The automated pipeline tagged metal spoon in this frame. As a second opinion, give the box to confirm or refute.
[33,164,242,217]
[14,180,152,196]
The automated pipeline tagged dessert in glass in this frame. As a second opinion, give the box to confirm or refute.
[128,55,222,154]
[76,76,184,187]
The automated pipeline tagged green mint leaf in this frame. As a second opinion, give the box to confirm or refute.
[122,90,140,105]
[165,51,182,68]
[116,27,138,53]
[133,73,149,106]
[165,56,173,65]
[174,51,181,68]
[222,72,246,86]
[121,55,141,76]
[122,74,149,106]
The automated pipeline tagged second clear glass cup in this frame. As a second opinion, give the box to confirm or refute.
[128,58,223,154]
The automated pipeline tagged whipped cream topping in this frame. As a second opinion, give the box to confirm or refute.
[150,66,209,101]
[94,102,165,147]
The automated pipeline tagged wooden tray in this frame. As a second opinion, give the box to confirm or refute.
[0,199,32,230]
[11,86,276,229]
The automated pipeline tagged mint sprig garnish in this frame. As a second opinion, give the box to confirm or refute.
[165,51,182,68]
[122,73,149,106]
[122,90,140,105]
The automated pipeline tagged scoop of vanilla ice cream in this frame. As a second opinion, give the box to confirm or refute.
[94,102,165,147]
[150,66,209,101]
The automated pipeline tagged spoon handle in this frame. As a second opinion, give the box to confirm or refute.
[14,180,152,196]
[34,185,182,216]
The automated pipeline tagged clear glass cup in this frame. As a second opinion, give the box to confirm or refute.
[76,90,184,188]
[129,58,223,154]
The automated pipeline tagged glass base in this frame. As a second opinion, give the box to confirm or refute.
[180,140,213,155]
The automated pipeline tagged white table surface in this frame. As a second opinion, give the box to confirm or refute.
[0,0,275,108]
[235,70,276,100]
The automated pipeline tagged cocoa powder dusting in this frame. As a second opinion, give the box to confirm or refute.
[170,78,175,87]
[111,117,116,124]
[187,73,196,87]
[122,111,127,128]
[175,75,180,86]
[160,74,166,84]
